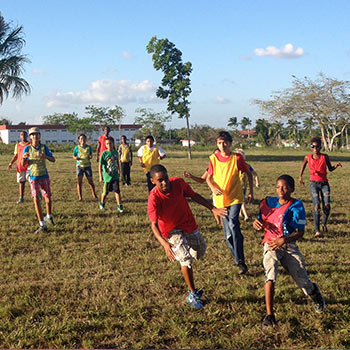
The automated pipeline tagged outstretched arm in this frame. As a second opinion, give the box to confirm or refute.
[150,222,176,261]
[325,154,342,172]
[299,156,308,184]
[184,170,207,184]
[190,192,227,224]
[8,154,18,170]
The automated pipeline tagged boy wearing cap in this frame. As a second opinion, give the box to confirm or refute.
[22,127,56,233]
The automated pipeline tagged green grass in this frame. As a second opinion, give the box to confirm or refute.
[0,149,349,348]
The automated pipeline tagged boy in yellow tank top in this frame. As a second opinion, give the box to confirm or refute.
[137,135,166,192]
[118,135,133,186]
[22,127,56,234]
[206,131,254,274]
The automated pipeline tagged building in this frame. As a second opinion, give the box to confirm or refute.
[0,124,142,145]
[180,139,196,147]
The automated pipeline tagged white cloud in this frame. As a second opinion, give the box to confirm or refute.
[45,79,158,107]
[122,51,135,59]
[32,68,48,75]
[254,43,305,59]
[215,96,231,104]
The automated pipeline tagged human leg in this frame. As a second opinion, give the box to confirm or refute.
[87,176,97,198]
[309,181,322,235]
[77,176,83,200]
[222,204,246,265]
[100,182,108,209]
[321,182,331,231]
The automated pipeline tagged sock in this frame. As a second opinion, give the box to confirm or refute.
[46,214,52,219]
[39,221,45,227]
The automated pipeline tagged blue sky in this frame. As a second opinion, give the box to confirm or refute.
[1,0,350,128]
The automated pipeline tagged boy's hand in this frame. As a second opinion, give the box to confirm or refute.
[163,242,176,261]
[212,207,227,224]
[23,152,29,159]
[335,162,342,169]
[299,176,304,185]
[7,163,12,170]
[213,187,223,195]
[140,162,145,168]
[268,237,285,250]
[253,219,263,231]
[183,171,191,178]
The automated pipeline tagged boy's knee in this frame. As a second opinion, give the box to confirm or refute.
[314,204,320,213]
[324,203,331,213]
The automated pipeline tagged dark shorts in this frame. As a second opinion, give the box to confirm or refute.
[103,180,120,195]
[76,166,93,178]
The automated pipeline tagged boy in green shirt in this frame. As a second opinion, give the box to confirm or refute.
[99,137,123,213]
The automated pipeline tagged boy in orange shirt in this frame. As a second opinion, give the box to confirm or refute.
[206,131,254,274]
[8,130,30,203]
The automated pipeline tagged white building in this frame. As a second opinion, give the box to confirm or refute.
[0,124,142,145]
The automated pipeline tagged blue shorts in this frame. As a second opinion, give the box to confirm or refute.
[76,166,93,178]
[103,180,120,195]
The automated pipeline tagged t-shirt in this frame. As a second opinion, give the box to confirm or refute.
[23,144,53,180]
[99,149,120,182]
[148,177,198,239]
[258,197,306,236]
[73,145,92,167]
[98,135,115,157]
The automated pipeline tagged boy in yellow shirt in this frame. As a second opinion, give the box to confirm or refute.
[206,131,254,274]
[137,135,166,192]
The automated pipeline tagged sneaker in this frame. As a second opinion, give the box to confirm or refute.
[262,314,276,328]
[314,231,323,238]
[310,283,326,313]
[238,262,248,275]
[322,224,328,233]
[35,225,48,234]
[44,216,55,225]
[17,197,24,204]
[99,202,105,210]
[117,205,123,213]
[187,291,204,309]
[188,288,204,299]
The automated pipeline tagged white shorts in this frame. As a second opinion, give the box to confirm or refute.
[17,171,29,183]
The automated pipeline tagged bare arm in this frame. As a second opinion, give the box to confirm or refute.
[99,163,103,182]
[184,171,206,184]
[138,156,145,168]
[190,192,227,224]
[96,142,100,161]
[252,170,260,187]
[325,154,342,172]
[246,170,254,203]
[150,221,176,261]
[8,154,18,170]
[299,156,308,184]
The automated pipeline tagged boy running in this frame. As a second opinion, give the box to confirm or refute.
[253,174,325,328]
[206,131,254,274]
[99,137,123,213]
[137,135,166,192]
[22,127,56,233]
[148,164,226,309]
[73,134,97,201]
[118,135,133,186]
[8,130,30,203]
[299,137,342,237]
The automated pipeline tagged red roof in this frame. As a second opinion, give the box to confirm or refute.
[238,129,256,136]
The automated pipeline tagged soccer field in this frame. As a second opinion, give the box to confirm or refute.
[0,149,349,349]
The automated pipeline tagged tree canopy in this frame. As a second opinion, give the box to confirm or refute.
[0,14,31,104]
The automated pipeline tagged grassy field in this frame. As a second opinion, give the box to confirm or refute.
[0,148,349,349]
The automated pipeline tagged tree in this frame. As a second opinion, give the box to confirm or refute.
[241,117,252,138]
[147,36,193,159]
[0,14,31,104]
[286,119,300,143]
[302,117,314,138]
[255,118,271,146]
[0,117,11,125]
[269,121,283,147]
[253,74,350,151]
[134,108,171,141]
[85,105,125,141]
[227,116,238,130]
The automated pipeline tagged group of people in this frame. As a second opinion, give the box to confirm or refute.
[8,127,341,327]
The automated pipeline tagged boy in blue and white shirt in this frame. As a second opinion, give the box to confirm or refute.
[253,174,325,328]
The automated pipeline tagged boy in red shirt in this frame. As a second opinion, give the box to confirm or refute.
[8,130,30,203]
[148,164,226,309]
[299,137,342,237]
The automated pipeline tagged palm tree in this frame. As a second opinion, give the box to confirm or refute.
[0,14,31,104]
[287,119,300,142]
[241,117,252,138]
[227,116,238,130]
[303,117,314,137]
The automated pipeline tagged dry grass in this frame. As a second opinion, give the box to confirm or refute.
[0,148,349,349]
